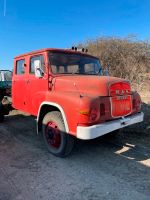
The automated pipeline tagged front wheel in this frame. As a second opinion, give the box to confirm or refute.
[42,111,75,157]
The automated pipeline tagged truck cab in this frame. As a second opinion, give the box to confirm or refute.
[12,48,144,157]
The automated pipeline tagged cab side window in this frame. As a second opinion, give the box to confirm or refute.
[30,55,45,74]
[16,59,25,75]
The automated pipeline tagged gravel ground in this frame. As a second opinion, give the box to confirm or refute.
[0,103,150,200]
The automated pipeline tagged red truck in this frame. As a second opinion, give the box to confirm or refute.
[1,47,144,157]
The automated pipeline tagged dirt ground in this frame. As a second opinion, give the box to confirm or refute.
[0,98,150,200]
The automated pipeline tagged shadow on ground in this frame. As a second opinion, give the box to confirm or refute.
[0,107,150,200]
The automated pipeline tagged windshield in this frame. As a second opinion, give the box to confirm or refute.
[49,52,103,75]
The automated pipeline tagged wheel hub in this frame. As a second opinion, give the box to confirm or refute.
[45,121,61,149]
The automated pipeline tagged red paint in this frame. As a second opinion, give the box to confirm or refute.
[45,121,61,149]
[132,92,142,113]
[111,95,132,118]
[12,48,141,136]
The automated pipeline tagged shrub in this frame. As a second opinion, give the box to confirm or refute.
[78,36,150,90]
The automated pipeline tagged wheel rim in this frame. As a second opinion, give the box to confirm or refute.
[45,121,61,149]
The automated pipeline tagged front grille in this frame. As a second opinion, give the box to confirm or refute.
[111,95,132,118]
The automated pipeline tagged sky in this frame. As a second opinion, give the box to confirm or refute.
[0,0,150,69]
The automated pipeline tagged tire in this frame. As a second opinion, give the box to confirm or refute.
[42,111,75,157]
[107,129,123,139]
[110,129,122,136]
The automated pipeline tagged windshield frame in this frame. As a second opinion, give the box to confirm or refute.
[48,51,103,76]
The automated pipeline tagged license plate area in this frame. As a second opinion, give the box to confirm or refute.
[111,95,132,118]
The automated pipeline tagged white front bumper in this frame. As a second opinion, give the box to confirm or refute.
[77,112,144,140]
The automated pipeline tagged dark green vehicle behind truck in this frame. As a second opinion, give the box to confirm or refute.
[0,70,12,122]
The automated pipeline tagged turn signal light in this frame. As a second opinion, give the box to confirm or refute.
[132,92,142,113]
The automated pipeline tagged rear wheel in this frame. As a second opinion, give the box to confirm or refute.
[42,111,75,157]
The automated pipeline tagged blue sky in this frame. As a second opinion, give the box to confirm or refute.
[0,0,150,69]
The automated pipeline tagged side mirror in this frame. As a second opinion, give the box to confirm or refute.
[35,67,44,78]
[34,60,44,78]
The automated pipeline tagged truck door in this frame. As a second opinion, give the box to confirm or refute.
[12,59,27,111]
[25,54,48,115]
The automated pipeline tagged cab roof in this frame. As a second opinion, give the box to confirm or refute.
[14,48,98,59]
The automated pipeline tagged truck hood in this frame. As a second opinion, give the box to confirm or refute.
[53,75,129,96]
